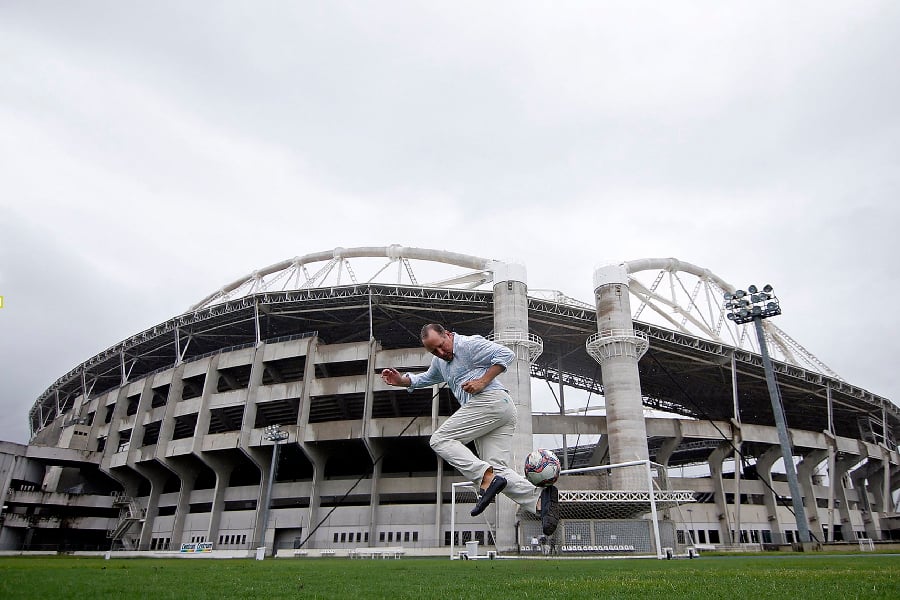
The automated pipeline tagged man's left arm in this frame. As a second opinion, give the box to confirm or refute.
[461,363,506,394]
[460,337,515,394]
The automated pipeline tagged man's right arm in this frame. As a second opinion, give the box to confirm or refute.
[381,360,443,390]
[380,368,411,387]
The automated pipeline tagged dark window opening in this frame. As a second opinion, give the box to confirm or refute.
[254,398,300,428]
[309,393,365,422]
[262,356,307,385]
[126,394,140,416]
[314,359,368,378]
[274,444,314,482]
[172,414,198,440]
[141,421,162,447]
[216,364,253,392]
[116,429,132,453]
[208,405,245,434]
[323,443,372,478]
[151,385,170,408]
[228,454,261,487]
[181,374,206,401]
[372,388,434,419]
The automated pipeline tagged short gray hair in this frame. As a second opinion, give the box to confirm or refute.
[420,323,446,339]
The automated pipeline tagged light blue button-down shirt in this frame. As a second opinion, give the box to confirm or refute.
[407,333,515,405]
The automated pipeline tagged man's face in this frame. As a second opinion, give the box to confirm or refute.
[422,330,454,362]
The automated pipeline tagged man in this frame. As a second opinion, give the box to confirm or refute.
[380,323,559,536]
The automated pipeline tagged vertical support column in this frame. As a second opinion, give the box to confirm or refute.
[587,264,649,488]
[825,431,837,542]
[797,449,828,542]
[731,353,742,542]
[832,453,856,542]
[490,261,539,551]
[432,385,443,549]
[756,445,785,544]
[850,459,881,540]
[708,443,734,545]
[302,445,327,549]
[204,455,235,548]
[558,356,568,471]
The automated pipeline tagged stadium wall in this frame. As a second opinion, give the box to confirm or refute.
[2,284,899,553]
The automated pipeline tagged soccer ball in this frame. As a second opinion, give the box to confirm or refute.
[523,448,561,487]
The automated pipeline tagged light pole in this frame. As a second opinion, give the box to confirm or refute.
[260,424,289,556]
[724,285,811,544]
[686,508,695,543]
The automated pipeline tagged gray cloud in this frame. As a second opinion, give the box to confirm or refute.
[2,1,899,442]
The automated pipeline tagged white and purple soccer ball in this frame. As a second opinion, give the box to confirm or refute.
[523,448,561,487]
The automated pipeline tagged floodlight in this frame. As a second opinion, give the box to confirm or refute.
[724,292,734,301]
[720,277,808,543]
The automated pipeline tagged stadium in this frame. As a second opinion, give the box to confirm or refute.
[1,245,898,557]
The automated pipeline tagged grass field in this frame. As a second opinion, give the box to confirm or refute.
[1,554,898,599]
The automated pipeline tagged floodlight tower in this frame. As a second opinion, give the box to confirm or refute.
[259,424,289,556]
[724,285,811,544]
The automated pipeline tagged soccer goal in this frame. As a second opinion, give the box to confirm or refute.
[451,459,696,559]
[449,482,501,560]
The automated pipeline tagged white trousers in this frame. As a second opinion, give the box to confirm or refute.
[429,389,540,514]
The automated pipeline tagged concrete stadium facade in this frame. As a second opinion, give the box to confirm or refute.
[2,247,899,554]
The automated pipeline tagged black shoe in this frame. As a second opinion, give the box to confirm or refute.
[540,485,560,536]
[471,475,507,516]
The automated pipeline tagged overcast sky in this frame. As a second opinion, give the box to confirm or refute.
[2,2,899,444]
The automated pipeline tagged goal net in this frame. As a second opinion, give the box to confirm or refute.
[451,459,695,559]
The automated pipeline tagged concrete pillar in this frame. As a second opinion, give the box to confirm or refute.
[490,261,540,551]
[654,421,683,491]
[797,449,828,542]
[134,464,168,550]
[850,461,881,540]
[203,453,235,545]
[363,433,386,546]
[432,385,444,547]
[756,445,785,544]
[165,459,197,546]
[588,264,649,488]
[655,424,683,521]
[302,445,328,549]
[708,442,734,545]
[831,453,856,542]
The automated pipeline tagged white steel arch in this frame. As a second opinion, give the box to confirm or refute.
[189,245,500,311]
[622,258,841,379]
[189,249,840,379]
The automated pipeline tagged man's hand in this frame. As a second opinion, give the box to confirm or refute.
[461,377,487,395]
[380,368,407,387]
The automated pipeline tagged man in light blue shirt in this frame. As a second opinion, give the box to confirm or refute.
[381,324,559,536]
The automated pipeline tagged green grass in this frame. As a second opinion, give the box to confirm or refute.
[1,554,898,599]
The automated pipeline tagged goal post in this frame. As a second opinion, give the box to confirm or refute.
[450,459,695,559]
[450,481,499,560]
